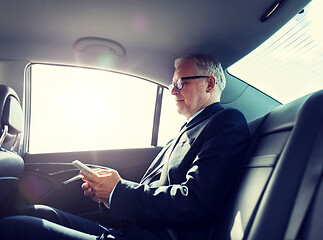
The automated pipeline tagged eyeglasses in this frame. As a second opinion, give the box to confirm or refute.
[168,76,209,91]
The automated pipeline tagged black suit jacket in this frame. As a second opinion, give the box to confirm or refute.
[107,102,250,240]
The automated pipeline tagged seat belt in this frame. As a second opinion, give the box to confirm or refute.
[284,122,323,240]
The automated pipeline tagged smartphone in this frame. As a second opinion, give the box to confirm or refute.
[72,160,100,177]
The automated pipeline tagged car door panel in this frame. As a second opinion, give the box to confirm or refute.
[15,147,162,220]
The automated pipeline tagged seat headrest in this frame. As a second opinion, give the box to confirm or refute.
[0,85,23,151]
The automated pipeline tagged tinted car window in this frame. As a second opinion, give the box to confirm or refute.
[29,64,158,153]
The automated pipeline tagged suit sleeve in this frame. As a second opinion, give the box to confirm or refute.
[109,109,250,227]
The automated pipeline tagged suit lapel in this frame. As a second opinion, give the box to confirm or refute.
[186,102,224,130]
[140,102,224,185]
[140,142,173,183]
[140,122,190,184]
[158,102,224,184]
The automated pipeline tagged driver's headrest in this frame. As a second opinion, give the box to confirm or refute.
[0,85,23,153]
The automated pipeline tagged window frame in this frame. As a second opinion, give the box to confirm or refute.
[22,63,168,154]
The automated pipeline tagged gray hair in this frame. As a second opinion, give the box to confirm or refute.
[174,54,226,92]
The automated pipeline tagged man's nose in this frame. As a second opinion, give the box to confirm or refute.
[170,85,179,95]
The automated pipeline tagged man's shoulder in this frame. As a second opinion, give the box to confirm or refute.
[204,103,247,123]
[188,103,248,132]
[211,107,248,125]
[218,106,246,118]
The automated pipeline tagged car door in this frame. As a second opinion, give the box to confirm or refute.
[14,64,184,221]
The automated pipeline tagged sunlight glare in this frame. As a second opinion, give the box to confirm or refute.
[30,65,156,153]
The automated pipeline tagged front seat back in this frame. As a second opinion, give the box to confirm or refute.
[0,84,24,218]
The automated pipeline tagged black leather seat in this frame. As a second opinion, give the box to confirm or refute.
[0,84,24,219]
[210,90,323,240]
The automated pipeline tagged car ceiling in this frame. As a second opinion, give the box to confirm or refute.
[0,0,310,86]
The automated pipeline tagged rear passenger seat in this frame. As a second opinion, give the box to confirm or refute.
[210,90,323,240]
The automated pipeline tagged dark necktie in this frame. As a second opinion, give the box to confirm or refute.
[140,121,188,186]
[158,121,188,184]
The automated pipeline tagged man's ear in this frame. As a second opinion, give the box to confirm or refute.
[206,76,216,92]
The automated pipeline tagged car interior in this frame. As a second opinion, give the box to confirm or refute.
[0,0,322,239]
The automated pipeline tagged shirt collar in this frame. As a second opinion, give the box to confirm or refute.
[187,108,205,124]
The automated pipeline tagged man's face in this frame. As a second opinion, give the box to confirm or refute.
[171,59,209,118]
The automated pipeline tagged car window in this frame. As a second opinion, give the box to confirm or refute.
[228,0,322,104]
[158,89,186,146]
[29,64,159,153]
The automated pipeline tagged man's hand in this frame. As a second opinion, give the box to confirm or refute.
[81,168,122,203]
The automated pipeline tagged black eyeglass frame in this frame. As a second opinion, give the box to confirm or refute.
[168,76,210,90]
